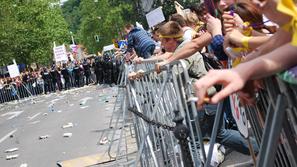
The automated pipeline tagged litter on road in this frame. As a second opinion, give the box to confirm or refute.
[80,106,89,109]
[63,133,72,138]
[20,163,28,167]
[62,123,74,129]
[39,135,50,140]
[6,154,19,160]
[5,147,19,153]
[99,137,109,145]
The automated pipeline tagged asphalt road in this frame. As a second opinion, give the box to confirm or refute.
[0,85,117,167]
[0,84,252,167]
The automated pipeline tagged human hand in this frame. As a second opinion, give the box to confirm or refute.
[206,14,222,36]
[194,68,247,107]
[192,29,206,39]
[155,60,169,74]
[237,80,263,106]
[133,57,144,64]
[222,12,244,33]
[224,29,245,48]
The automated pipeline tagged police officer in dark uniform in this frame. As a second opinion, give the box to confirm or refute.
[41,67,52,94]
[83,59,91,85]
[56,67,62,91]
[95,56,104,84]
[61,64,70,90]
[73,62,81,87]
[105,55,113,86]
[50,66,58,92]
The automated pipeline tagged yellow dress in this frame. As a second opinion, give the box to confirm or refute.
[277,0,297,46]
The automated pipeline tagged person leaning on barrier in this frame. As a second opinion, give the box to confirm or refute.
[124,23,156,59]
[158,21,216,95]
[158,21,259,155]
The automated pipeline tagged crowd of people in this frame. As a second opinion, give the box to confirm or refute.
[125,0,297,161]
[0,54,122,104]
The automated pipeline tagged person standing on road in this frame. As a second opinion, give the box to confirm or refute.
[61,64,71,90]
[41,67,51,94]
[73,62,81,87]
[83,59,91,85]
[95,56,104,84]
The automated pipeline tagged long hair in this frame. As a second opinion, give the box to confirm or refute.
[225,1,265,32]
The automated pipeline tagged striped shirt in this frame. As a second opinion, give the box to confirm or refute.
[127,27,155,58]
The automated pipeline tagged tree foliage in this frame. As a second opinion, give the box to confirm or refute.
[0,0,69,66]
[61,0,81,34]
[77,0,134,53]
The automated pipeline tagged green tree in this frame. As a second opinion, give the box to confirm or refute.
[61,0,81,34]
[0,0,69,66]
[78,0,134,53]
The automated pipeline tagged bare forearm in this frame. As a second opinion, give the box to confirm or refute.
[236,43,297,80]
[167,32,212,63]
[248,36,270,49]
[245,29,291,61]
[154,52,173,60]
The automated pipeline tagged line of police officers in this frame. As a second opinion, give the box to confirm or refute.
[40,55,122,94]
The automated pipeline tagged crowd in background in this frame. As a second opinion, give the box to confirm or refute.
[0,54,122,104]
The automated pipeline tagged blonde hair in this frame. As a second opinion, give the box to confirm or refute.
[185,12,199,27]
[158,21,183,40]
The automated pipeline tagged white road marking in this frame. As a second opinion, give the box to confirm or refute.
[0,129,17,144]
[28,112,41,120]
[1,111,24,120]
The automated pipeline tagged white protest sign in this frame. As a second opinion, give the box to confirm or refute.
[229,93,249,138]
[7,64,20,78]
[145,7,165,28]
[103,44,115,52]
[70,44,78,53]
[174,1,185,17]
[53,45,68,62]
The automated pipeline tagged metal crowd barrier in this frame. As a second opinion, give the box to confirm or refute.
[0,82,37,104]
[126,60,208,167]
[245,77,297,167]
[122,59,297,167]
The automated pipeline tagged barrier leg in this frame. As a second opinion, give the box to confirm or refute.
[173,110,193,167]
[257,94,287,167]
[205,101,224,167]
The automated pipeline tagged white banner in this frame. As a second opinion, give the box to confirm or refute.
[145,7,165,28]
[53,45,68,62]
[7,64,20,78]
